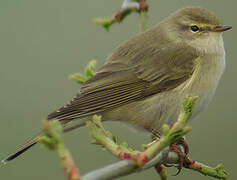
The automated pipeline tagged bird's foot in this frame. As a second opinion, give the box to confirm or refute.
[164,137,189,176]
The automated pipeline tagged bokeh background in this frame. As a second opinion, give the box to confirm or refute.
[0,0,236,179]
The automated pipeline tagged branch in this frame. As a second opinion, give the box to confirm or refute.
[82,148,170,180]
[38,120,81,180]
[185,160,228,179]
[83,149,228,180]
[93,0,148,31]
[37,91,228,180]
[83,96,202,179]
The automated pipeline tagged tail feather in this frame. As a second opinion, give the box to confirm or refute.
[2,119,83,164]
[2,136,38,164]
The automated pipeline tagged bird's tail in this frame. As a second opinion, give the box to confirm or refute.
[1,134,40,164]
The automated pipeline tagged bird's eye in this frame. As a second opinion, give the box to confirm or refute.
[190,25,200,32]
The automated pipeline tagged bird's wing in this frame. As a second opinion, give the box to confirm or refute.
[47,30,198,121]
[47,71,149,121]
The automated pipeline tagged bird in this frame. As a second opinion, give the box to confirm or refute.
[2,6,232,164]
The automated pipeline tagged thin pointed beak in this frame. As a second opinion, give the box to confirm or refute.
[212,25,232,32]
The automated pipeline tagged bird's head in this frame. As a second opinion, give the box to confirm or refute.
[163,7,232,53]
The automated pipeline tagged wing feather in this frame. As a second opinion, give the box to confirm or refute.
[47,79,147,120]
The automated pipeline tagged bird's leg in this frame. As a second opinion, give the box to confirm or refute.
[149,129,170,178]
[164,137,189,176]
[149,128,190,176]
[175,137,189,156]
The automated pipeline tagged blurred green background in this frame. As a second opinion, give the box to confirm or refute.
[0,0,236,179]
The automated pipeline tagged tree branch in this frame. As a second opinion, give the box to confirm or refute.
[86,96,196,165]
[184,160,228,179]
[37,89,228,180]
[82,148,170,180]
[83,96,195,179]
[82,95,228,180]
[82,148,228,180]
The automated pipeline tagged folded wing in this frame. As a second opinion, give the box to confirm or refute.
[47,28,198,121]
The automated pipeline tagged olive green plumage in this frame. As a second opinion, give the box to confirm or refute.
[2,6,231,163]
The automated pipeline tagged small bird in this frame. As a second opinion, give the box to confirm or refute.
[2,6,232,163]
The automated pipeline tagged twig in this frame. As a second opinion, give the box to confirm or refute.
[86,115,139,160]
[38,120,81,180]
[37,96,228,180]
[82,148,170,180]
[93,0,148,31]
[87,96,196,166]
[83,148,228,180]
[69,60,97,84]
[83,95,228,179]
[185,160,228,180]
[83,96,198,179]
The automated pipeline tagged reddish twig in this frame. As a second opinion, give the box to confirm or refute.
[59,146,81,180]
[86,95,196,170]
[184,159,228,179]
[38,120,81,180]
[93,0,148,31]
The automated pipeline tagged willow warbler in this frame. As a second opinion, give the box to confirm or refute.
[3,6,232,163]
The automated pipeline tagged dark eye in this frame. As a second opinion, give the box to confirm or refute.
[190,25,200,32]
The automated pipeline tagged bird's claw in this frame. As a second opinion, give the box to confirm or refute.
[164,138,189,176]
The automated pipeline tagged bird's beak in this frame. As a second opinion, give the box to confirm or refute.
[212,25,232,32]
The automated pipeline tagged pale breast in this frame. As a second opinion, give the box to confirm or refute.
[184,35,226,118]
